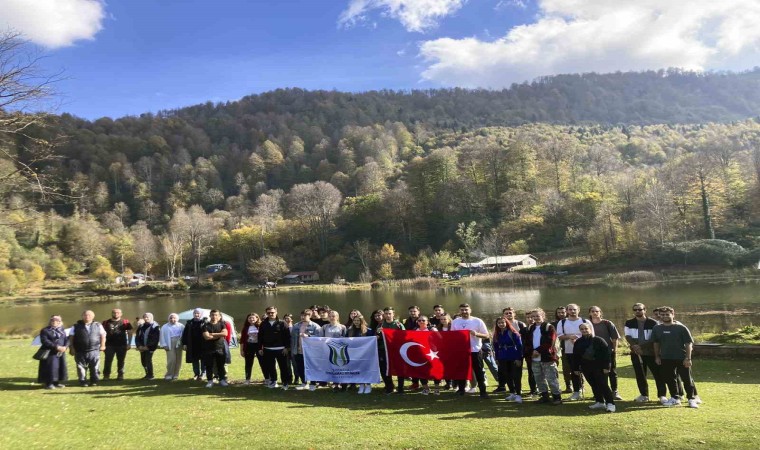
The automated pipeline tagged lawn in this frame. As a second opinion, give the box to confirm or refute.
[1,340,758,449]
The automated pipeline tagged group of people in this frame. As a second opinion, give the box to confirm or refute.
[36,301,701,411]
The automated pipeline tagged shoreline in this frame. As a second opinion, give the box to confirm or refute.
[2,267,759,306]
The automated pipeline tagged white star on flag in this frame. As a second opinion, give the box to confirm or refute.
[426,349,439,360]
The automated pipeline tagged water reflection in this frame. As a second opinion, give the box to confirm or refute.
[3,282,759,336]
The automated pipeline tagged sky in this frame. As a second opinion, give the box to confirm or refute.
[2,0,759,120]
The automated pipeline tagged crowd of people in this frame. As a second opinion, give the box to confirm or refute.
[36,302,701,411]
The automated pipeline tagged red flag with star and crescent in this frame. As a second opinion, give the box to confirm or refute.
[383,329,472,380]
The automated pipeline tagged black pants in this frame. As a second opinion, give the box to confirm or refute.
[263,348,292,386]
[524,356,537,393]
[497,359,523,394]
[582,365,614,404]
[204,352,226,381]
[630,354,666,397]
[608,352,618,391]
[378,351,404,392]
[243,345,263,380]
[140,350,154,378]
[457,352,486,394]
[660,359,696,400]
[569,353,585,392]
[103,345,128,377]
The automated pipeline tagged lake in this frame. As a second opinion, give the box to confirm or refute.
[3,281,759,336]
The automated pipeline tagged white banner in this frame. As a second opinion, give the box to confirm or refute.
[303,337,381,383]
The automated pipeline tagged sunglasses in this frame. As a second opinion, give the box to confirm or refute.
[633,308,644,311]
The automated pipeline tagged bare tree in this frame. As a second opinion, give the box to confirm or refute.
[129,221,159,276]
[285,181,342,258]
[185,205,220,275]
[0,32,67,219]
[253,189,283,256]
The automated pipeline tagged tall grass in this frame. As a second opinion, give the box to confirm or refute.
[386,277,440,289]
[604,270,658,284]
[458,272,546,287]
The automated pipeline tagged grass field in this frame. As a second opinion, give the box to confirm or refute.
[1,340,759,449]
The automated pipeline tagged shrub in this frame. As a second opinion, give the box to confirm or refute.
[46,259,69,280]
[0,269,18,295]
[652,239,748,267]
[25,263,46,283]
[604,271,658,284]
[90,255,118,282]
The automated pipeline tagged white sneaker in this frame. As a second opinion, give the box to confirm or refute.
[308,384,316,391]
[281,384,289,391]
[364,385,372,394]
[296,383,308,390]
[569,391,582,401]
[205,381,214,388]
[664,397,681,407]
[466,387,477,394]
[633,395,649,402]
[659,396,669,405]
[242,380,250,385]
[358,384,366,394]
[688,399,699,408]
[693,395,703,404]
[606,404,616,413]
[267,382,279,389]
[614,391,623,401]
[589,402,606,410]
[505,393,515,401]
[514,395,523,404]
[164,375,173,381]
[219,379,228,387]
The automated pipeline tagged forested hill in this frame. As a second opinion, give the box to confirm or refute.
[3,69,760,288]
[169,69,760,130]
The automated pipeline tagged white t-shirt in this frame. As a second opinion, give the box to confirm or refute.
[452,316,488,352]
[532,326,543,362]
[556,317,592,354]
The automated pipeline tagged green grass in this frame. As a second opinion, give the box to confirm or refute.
[1,340,759,449]
[700,325,760,345]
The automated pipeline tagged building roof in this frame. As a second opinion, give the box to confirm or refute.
[287,271,319,276]
[477,254,536,265]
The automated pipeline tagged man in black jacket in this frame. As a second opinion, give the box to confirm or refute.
[69,310,106,387]
[258,306,292,389]
[102,308,133,380]
[624,303,665,403]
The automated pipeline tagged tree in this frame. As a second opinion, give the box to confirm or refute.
[110,231,134,275]
[253,189,283,256]
[185,205,220,275]
[129,221,159,276]
[46,258,68,280]
[456,221,481,268]
[0,32,67,220]
[90,255,117,282]
[247,254,289,282]
[285,181,342,257]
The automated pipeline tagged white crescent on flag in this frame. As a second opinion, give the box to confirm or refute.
[399,341,428,367]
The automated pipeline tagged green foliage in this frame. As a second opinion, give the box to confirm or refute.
[654,239,748,267]
[89,255,117,282]
[246,254,289,282]
[45,259,69,280]
[701,326,760,345]
[0,270,18,295]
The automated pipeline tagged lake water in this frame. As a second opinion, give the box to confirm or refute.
[4,281,759,336]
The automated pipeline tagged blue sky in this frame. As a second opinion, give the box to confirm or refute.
[2,0,759,120]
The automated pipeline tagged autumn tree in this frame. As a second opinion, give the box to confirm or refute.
[285,181,342,257]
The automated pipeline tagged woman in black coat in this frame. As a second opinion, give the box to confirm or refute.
[181,308,206,380]
[37,315,68,389]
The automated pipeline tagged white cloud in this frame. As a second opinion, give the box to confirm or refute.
[420,0,760,87]
[0,0,105,48]
[339,0,466,32]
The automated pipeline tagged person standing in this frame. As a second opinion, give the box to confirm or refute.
[240,313,264,385]
[201,309,229,387]
[37,315,68,389]
[291,309,322,391]
[624,303,665,403]
[588,306,622,400]
[573,323,615,412]
[258,306,292,390]
[429,305,446,329]
[556,303,590,400]
[519,311,539,396]
[403,305,421,330]
[321,310,348,391]
[526,308,562,405]
[493,317,523,403]
[551,306,573,393]
[347,314,373,394]
[69,310,106,387]
[451,303,490,399]
[181,308,207,380]
[376,307,406,394]
[160,313,184,380]
[102,308,133,381]
[135,312,160,380]
[653,307,699,408]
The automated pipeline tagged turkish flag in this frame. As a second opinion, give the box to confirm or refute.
[383,329,472,380]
